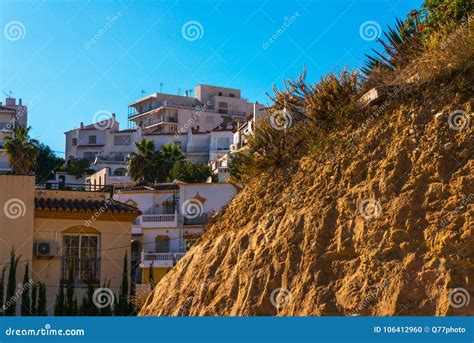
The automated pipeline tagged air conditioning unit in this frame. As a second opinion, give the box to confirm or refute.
[35,241,57,257]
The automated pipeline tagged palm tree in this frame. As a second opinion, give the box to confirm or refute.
[4,126,39,175]
[128,138,163,183]
[160,143,184,170]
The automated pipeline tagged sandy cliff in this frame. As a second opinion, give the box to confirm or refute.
[140,80,473,315]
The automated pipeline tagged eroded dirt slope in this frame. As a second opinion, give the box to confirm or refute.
[140,85,473,316]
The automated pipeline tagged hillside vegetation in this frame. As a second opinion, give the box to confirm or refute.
[140,0,473,316]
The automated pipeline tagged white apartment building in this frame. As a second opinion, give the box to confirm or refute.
[0,97,28,173]
[114,181,236,285]
[64,84,264,181]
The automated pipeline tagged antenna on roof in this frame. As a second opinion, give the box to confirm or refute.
[141,90,146,97]
[178,88,181,96]
[2,90,13,98]
[188,89,193,96]
[160,83,164,93]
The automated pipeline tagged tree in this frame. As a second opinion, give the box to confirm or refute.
[30,282,38,316]
[65,267,77,315]
[116,253,130,316]
[4,126,39,175]
[65,158,91,178]
[35,144,64,183]
[168,160,211,183]
[4,250,19,316]
[20,263,31,316]
[0,266,6,316]
[160,143,184,171]
[128,138,165,183]
[54,280,65,316]
[78,277,99,316]
[37,283,47,316]
[228,152,252,184]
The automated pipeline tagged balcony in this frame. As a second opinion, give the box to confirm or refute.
[61,257,100,285]
[143,115,178,129]
[186,146,210,154]
[129,100,197,119]
[184,214,208,226]
[139,212,178,228]
[140,251,186,268]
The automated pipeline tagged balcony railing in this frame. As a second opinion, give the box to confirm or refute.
[143,116,178,128]
[61,257,100,284]
[141,252,186,266]
[186,146,210,153]
[184,214,208,225]
[141,213,176,223]
[41,182,114,193]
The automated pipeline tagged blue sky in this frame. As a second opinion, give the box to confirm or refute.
[0,0,422,156]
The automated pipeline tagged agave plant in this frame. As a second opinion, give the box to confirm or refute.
[361,15,423,76]
[4,126,39,175]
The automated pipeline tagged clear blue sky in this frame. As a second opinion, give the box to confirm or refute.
[0,0,422,156]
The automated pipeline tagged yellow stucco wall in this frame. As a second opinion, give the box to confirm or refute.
[33,218,132,313]
[142,267,170,284]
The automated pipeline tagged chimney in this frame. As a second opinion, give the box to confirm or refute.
[80,122,84,129]
[5,98,15,106]
[185,90,189,97]
[18,98,22,106]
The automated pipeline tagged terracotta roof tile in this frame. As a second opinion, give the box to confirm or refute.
[35,197,141,214]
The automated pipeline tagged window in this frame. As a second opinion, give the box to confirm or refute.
[155,236,170,253]
[216,138,230,150]
[229,93,235,98]
[72,138,77,146]
[62,234,100,284]
[114,135,131,146]
[218,102,228,108]
[218,92,222,96]
[88,135,97,144]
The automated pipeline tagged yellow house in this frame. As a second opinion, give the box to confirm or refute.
[0,175,141,315]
